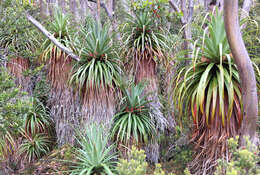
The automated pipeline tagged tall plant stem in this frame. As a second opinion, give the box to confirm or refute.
[224,0,259,146]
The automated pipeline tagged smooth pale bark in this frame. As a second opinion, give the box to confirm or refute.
[224,0,258,146]
[241,0,253,19]
[26,13,80,61]
[240,0,253,29]
[204,0,211,11]
[70,0,79,22]
[79,0,87,20]
[58,0,66,13]
[169,0,194,57]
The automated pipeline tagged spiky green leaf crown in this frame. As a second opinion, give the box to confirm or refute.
[70,21,121,92]
[110,83,155,145]
[172,9,243,128]
[70,125,117,175]
[122,6,169,60]
[40,9,71,62]
[50,9,70,39]
[124,12,167,48]
[197,9,230,62]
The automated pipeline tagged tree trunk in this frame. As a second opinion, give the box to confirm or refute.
[39,0,47,18]
[240,0,253,29]
[70,0,79,22]
[58,0,66,13]
[135,55,167,163]
[79,0,88,21]
[169,0,194,58]
[81,86,116,135]
[6,57,32,94]
[224,0,259,146]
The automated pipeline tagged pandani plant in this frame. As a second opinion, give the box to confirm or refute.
[121,0,169,162]
[68,124,117,175]
[40,8,73,90]
[40,9,80,146]
[110,83,156,157]
[172,9,248,175]
[20,98,53,164]
[70,20,122,128]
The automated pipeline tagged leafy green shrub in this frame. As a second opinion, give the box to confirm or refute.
[117,146,176,175]
[116,146,148,175]
[0,1,38,58]
[214,136,260,175]
[170,145,192,172]
[154,163,176,175]
[0,68,30,156]
[69,125,117,175]
[0,67,31,173]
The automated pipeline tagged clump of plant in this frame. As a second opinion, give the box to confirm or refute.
[23,98,53,136]
[116,146,148,175]
[0,67,30,173]
[172,9,242,174]
[69,124,117,175]
[19,98,54,163]
[154,163,176,175]
[121,0,169,143]
[40,8,73,90]
[214,136,260,175]
[169,145,193,172]
[69,19,122,126]
[110,83,155,150]
[0,1,38,58]
[19,132,52,163]
[117,146,175,175]
[122,0,170,68]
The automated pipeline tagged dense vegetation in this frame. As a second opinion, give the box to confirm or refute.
[0,0,259,175]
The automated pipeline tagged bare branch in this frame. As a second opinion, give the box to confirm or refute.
[169,0,185,24]
[26,13,80,62]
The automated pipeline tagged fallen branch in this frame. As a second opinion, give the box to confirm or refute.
[26,13,80,62]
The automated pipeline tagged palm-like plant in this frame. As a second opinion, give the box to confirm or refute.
[40,9,72,90]
[110,83,155,149]
[40,9,79,146]
[24,98,52,136]
[70,20,121,127]
[69,125,117,175]
[121,5,168,163]
[172,10,242,174]
[19,132,52,163]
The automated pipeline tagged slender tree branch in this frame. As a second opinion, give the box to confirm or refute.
[26,13,80,62]
[169,0,185,24]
